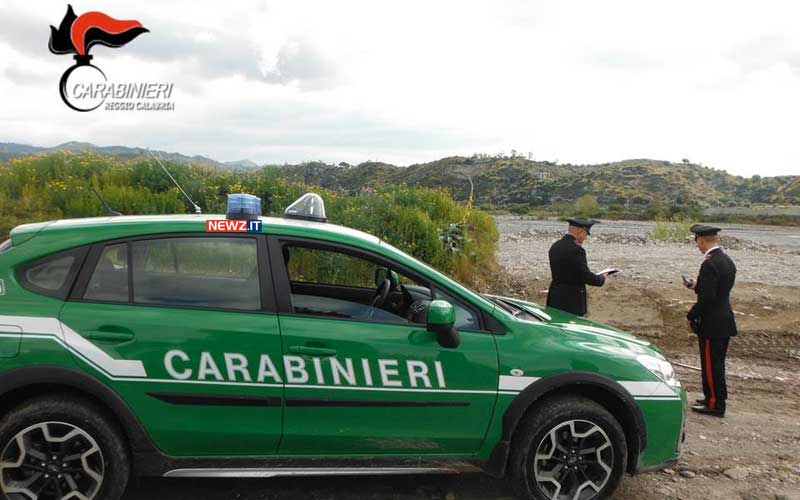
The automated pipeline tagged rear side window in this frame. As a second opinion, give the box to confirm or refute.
[84,243,129,303]
[131,237,260,310]
[18,247,87,299]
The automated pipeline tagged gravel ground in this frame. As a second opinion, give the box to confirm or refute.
[123,217,800,500]
[495,216,800,253]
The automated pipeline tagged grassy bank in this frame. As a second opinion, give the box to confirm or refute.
[0,153,498,286]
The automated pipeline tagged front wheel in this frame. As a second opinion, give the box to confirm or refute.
[509,395,627,500]
[0,396,130,500]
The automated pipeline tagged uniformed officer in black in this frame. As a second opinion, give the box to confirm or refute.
[546,218,609,316]
[686,224,737,418]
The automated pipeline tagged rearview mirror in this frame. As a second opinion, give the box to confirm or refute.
[427,300,460,348]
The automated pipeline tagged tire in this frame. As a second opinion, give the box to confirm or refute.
[508,395,627,500]
[0,395,130,500]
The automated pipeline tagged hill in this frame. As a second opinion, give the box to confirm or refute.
[1,143,797,218]
[278,156,800,217]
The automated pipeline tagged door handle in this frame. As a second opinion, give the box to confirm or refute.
[84,327,135,342]
[288,346,337,357]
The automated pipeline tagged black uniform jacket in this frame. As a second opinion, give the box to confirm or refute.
[687,248,738,338]
[546,234,605,316]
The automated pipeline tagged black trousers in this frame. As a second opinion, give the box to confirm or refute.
[698,337,730,410]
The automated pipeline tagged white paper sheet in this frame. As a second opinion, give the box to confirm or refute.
[596,267,619,276]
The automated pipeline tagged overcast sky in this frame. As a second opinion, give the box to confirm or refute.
[1,0,799,176]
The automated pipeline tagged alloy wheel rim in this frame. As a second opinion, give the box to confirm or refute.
[532,419,613,500]
[0,421,104,500]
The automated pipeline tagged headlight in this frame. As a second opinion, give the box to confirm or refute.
[636,354,680,387]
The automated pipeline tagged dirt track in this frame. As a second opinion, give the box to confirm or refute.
[124,217,800,500]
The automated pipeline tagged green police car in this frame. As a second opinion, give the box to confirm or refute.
[0,194,685,500]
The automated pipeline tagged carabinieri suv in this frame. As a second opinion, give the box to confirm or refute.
[0,193,685,500]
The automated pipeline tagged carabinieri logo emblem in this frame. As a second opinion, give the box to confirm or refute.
[48,5,149,112]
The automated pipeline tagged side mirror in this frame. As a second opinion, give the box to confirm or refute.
[427,300,460,348]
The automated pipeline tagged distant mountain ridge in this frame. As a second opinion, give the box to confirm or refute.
[0,141,227,168]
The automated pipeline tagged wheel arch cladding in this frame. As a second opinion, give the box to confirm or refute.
[485,371,646,477]
[0,365,157,457]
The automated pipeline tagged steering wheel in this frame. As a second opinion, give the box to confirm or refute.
[368,279,392,318]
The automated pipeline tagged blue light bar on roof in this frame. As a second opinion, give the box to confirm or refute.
[226,193,261,220]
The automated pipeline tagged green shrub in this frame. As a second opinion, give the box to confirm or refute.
[648,217,694,241]
[573,194,603,218]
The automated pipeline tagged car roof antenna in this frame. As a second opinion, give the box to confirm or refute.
[147,148,202,214]
[90,184,122,216]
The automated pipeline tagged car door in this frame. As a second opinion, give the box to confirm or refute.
[269,236,499,455]
[59,234,285,457]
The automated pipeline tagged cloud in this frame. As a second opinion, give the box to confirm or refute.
[2,66,49,86]
[1,0,800,176]
[588,50,659,71]
[0,8,50,59]
[128,21,265,82]
[730,35,800,74]
[115,21,339,90]
[0,3,338,92]
[263,38,339,90]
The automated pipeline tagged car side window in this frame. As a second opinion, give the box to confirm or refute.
[83,243,129,303]
[286,246,376,287]
[18,247,87,299]
[433,288,481,331]
[283,244,418,324]
[280,244,484,330]
[131,237,260,311]
[24,255,75,291]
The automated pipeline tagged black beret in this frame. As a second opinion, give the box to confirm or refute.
[689,223,721,237]
[567,218,599,235]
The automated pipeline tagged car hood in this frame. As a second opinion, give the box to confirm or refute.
[487,294,655,349]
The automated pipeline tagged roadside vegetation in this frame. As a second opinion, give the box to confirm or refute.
[0,153,497,286]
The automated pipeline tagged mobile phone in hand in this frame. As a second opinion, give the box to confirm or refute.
[681,275,694,288]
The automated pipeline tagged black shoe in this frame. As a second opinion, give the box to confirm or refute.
[695,398,707,406]
[691,405,725,418]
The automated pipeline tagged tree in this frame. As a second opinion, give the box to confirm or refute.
[573,194,602,218]
[644,194,664,220]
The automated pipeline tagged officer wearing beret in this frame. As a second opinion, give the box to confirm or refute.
[686,224,737,418]
[547,218,609,316]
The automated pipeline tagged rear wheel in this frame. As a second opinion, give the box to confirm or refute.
[0,396,129,500]
[509,395,627,500]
